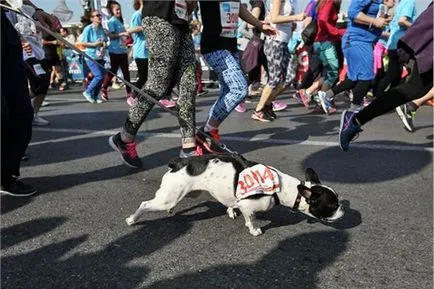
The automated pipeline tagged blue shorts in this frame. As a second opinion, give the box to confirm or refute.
[343,40,375,81]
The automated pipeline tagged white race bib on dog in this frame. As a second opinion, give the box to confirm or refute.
[236,164,280,199]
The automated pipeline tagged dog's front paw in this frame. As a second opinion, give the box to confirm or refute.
[126,216,136,226]
[249,227,263,236]
[227,208,238,220]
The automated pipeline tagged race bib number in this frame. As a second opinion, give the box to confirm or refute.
[175,0,189,21]
[219,1,240,38]
[33,63,46,76]
[236,165,280,199]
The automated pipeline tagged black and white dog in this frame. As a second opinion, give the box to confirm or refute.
[126,154,344,236]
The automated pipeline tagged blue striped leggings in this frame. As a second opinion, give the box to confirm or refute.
[203,50,248,123]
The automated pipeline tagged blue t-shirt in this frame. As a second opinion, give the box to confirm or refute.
[305,0,317,19]
[130,10,148,59]
[344,0,383,44]
[386,0,416,50]
[81,24,107,60]
[107,16,128,54]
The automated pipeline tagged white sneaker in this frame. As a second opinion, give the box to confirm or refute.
[83,91,96,103]
[96,98,104,104]
[41,101,50,107]
[32,114,50,126]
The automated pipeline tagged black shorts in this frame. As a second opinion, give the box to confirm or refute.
[24,58,51,96]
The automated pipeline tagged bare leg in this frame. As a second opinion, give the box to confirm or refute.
[412,87,434,107]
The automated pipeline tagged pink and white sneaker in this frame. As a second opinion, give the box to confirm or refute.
[159,99,177,108]
[272,100,287,112]
[235,102,246,113]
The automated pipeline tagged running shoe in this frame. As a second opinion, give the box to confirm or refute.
[272,100,287,112]
[83,91,96,103]
[339,110,363,152]
[111,82,122,90]
[293,89,310,107]
[32,114,50,126]
[317,91,335,115]
[235,102,246,113]
[159,99,177,109]
[179,146,204,158]
[109,133,142,168]
[196,127,226,154]
[96,98,104,104]
[59,82,67,91]
[251,110,274,122]
[395,103,415,132]
[101,88,109,101]
[41,101,50,107]
[1,179,37,197]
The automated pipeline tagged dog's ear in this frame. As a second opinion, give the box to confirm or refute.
[297,184,312,199]
[305,168,321,184]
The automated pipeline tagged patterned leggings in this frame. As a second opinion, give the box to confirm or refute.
[203,50,247,123]
[264,38,296,89]
[123,17,196,145]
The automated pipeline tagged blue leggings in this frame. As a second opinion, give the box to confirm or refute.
[204,50,248,123]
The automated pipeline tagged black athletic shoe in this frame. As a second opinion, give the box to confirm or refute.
[1,180,37,197]
[109,133,143,168]
[395,103,415,132]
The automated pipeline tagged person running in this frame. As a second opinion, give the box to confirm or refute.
[252,0,306,122]
[316,0,393,113]
[375,0,416,96]
[196,0,277,152]
[81,10,108,104]
[313,0,345,114]
[339,2,432,151]
[127,0,148,105]
[100,1,133,105]
[109,0,200,168]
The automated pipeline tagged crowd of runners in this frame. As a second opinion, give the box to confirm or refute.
[1,0,432,196]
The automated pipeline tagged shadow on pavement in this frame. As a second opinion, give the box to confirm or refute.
[145,230,349,289]
[1,201,225,289]
[301,140,432,183]
[1,217,67,249]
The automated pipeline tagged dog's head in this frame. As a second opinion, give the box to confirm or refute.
[297,168,344,223]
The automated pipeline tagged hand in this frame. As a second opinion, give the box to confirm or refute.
[95,40,104,47]
[22,42,32,55]
[373,17,389,29]
[295,12,307,21]
[259,22,278,36]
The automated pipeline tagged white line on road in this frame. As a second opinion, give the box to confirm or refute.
[30,127,433,152]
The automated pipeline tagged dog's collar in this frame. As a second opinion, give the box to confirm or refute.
[292,180,304,211]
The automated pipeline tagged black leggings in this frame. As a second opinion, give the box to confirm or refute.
[332,78,371,105]
[134,58,149,92]
[357,61,433,126]
[102,53,131,94]
[375,50,403,97]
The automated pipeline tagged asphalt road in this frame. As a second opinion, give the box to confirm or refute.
[1,85,433,289]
